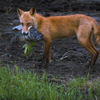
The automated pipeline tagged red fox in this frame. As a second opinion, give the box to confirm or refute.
[17,7,100,68]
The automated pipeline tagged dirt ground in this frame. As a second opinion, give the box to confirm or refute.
[1,1,100,82]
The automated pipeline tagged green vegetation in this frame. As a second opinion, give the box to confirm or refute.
[0,65,100,100]
[23,41,35,56]
[22,41,38,61]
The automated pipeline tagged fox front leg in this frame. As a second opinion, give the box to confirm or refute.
[38,41,52,68]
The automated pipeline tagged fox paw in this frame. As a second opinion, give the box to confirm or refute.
[33,64,43,69]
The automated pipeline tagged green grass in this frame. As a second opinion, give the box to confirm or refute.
[0,65,100,100]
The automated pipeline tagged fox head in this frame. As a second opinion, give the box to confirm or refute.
[17,7,37,35]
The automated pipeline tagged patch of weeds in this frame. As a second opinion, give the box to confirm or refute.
[0,65,66,100]
[66,76,100,100]
[0,65,100,100]
[23,41,38,61]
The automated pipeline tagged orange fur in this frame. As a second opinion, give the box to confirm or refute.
[17,7,100,68]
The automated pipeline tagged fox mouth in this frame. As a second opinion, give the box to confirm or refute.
[28,26,32,30]
[27,26,33,37]
[20,26,43,41]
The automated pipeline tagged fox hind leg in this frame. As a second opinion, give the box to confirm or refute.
[77,26,98,68]
[79,37,98,67]
[90,34,99,66]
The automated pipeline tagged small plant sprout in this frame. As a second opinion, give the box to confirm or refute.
[6,8,12,15]
[23,41,35,56]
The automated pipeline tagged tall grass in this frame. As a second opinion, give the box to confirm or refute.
[0,65,100,100]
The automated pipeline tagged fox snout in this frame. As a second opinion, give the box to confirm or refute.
[22,26,32,35]
[22,31,28,35]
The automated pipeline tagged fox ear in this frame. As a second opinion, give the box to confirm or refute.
[29,7,36,16]
[17,8,24,17]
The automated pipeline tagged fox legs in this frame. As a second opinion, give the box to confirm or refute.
[77,25,99,68]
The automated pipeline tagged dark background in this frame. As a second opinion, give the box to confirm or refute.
[0,0,100,80]
[0,0,100,12]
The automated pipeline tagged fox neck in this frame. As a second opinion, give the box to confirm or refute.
[32,16,37,29]
[35,13,45,31]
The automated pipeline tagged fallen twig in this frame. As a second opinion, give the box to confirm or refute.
[59,50,82,61]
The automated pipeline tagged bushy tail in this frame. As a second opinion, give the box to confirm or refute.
[93,20,100,46]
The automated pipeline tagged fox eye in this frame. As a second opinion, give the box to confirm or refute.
[20,22,24,26]
[27,23,31,26]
